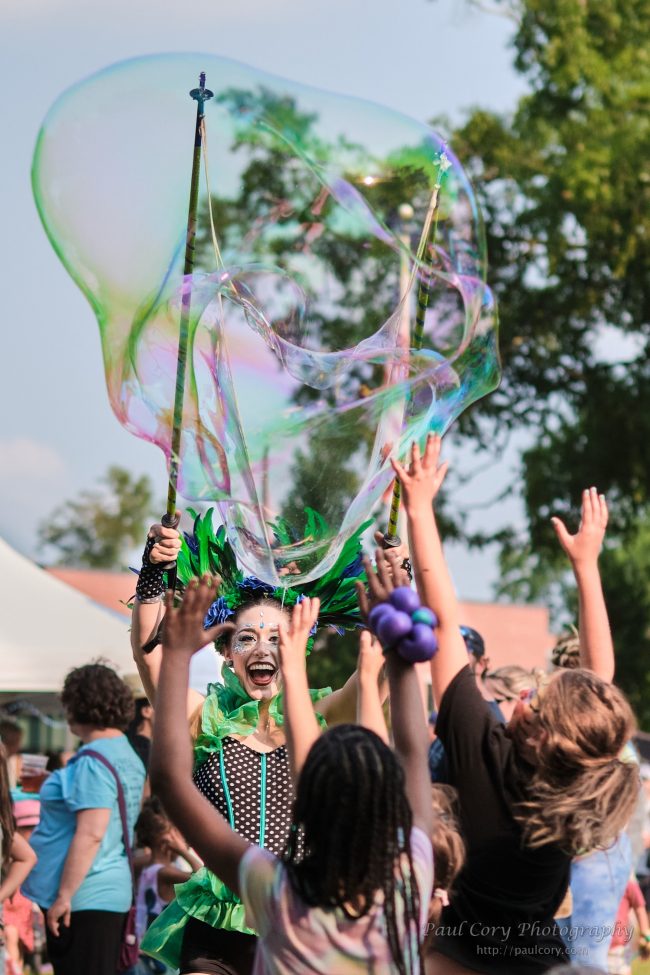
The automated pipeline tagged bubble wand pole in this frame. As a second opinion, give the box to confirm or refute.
[383,152,448,549]
[162,72,214,541]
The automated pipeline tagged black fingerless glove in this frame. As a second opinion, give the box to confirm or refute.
[135,536,167,603]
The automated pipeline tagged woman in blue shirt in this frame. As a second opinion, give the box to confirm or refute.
[23,663,146,975]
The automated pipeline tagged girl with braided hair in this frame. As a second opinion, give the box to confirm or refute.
[392,435,640,975]
[354,623,466,953]
[131,512,390,974]
[150,564,433,975]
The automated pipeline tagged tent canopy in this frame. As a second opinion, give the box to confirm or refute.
[0,537,135,692]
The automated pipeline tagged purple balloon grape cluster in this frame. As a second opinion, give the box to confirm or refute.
[367,587,439,663]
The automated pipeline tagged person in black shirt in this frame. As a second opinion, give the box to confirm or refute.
[390,435,640,975]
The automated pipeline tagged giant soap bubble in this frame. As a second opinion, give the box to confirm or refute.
[33,54,499,585]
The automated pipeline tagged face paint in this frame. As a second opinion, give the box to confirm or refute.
[232,627,279,655]
[225,603,288,700]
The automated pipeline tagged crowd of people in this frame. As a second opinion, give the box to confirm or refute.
[1,433,649,975]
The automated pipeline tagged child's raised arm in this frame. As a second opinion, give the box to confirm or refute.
[357,552,432,836]
[149,577,247,895]
[356,631,389,745]
[277,598,321,782]
[391,434,467,706]
[552,487,614,682]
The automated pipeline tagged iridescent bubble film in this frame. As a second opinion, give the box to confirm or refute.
[33,54,499,585]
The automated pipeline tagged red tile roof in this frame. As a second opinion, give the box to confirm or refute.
[46,568,135,618]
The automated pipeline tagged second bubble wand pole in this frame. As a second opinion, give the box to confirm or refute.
[384,151,449,548]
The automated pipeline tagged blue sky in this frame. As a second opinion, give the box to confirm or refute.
[0,0,527,598]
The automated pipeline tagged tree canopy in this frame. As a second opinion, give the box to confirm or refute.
[446,0,650,722]
[38,466,156,570]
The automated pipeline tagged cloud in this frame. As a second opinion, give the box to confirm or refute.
[0,439,68,557]
[0,438,66,480]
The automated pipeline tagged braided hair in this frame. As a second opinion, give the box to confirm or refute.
[283,724,421,975]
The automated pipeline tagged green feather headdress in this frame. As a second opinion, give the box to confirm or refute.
[177,508,372,649]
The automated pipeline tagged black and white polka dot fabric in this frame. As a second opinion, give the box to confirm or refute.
[193,737,294,855]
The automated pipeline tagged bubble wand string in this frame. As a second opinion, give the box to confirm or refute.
[383,151,450,548]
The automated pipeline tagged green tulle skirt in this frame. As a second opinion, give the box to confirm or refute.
[140,867,254,968]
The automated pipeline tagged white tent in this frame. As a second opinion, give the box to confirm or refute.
[0,537,135,692]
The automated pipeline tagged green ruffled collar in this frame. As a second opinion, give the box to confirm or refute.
[194,666,331,769]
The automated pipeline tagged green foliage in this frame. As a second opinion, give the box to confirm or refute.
[307,627,360,692]
[177,508,371,645]
[192,14,650,717]
[599,516,650,727]
[449,0,650,466]
[446,1,650,721]
[38,466,155,569]
[497,509,650,727]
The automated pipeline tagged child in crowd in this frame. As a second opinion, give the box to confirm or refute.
[3,799,41,975]
[0,747,37,975]
[393,434,640,974]
[149,568,434,975]
[607,875,650,974]
[425,786,465,932]
[354,626,465,942]
[134,797,202,945]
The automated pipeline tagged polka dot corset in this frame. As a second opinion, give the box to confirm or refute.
[193,736,294,855]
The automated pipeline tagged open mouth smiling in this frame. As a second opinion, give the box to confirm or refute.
[246,661,278,687]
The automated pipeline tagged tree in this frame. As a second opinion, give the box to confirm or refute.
[193,16,650,714]
[432,0,650,719]
[38,466,156,569]
[307,628,359,692]
[445,0,650,499]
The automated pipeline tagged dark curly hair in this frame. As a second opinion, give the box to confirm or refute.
[61,663,134,731]
[135,796,170,849]
[283,724,421,975]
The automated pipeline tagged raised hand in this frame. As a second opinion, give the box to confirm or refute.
[390,434,449,514]
[356,548,411,619]
[162,576,233,657]
[278,597,320,672]
[551,487,608,566]
[148,521,182,565]
[277,598,322,781]
[163,825,191,857]
[357,629,386,683]
[357,630,389,743]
